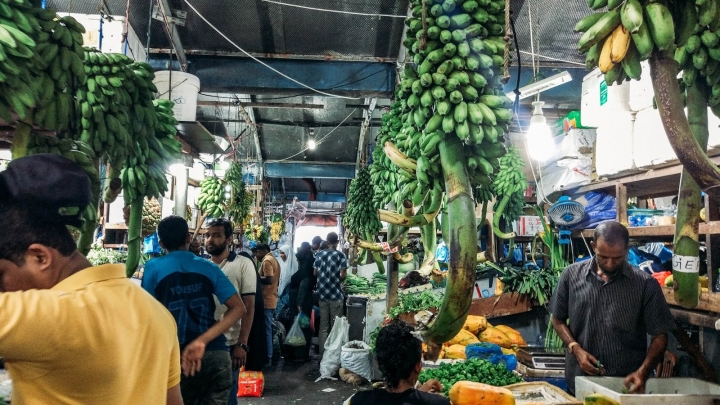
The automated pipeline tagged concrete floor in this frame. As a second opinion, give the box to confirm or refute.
[242,359,364,404]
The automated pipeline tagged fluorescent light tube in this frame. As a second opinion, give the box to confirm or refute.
[506,71,572,101]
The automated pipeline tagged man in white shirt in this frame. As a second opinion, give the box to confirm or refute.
[206,219,258,405]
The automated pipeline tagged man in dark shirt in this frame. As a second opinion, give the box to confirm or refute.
[550,221,675,395]
[344,320,447,405]
[314,232,347,355]
[143,215,246,404]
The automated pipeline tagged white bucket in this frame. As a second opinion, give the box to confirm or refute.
[152,71,200,122]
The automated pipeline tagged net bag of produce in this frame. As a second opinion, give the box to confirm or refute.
[284,316,307,347]
[465,343,517,372]
[340,341,373,382]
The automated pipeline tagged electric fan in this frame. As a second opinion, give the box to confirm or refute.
[547,196,585,245]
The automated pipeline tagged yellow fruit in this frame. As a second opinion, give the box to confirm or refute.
[462,315,489,334]
[599,35,615,73]
[494,326,527,346]
[584,393,620,405]
[449,381,516,405]
[447,329,481,346]
[479,327,513,348]
[664,274,674,287]
[610,24,631,63]
[444,344,467,359]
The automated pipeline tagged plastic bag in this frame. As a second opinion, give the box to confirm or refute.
[570,191,616,230]
[340,341,373,382]
[284,316,307,347]
[436,240,449,263]
[317,316,349,381]
[465,343,517,372]
[236,370,264,397]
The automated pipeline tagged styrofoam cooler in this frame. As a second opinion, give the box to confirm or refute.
[581,68,631,128]
[576,377,720,404]
[633,107,677,168]
[706,107,720,148]
[152,71,200,122]
[629,61,654,112]
[595,111,635,176]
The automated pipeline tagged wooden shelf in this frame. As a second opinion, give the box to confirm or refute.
[104,223,128,230]
[468,292,533,319]
[663,287,720,313]
[572,221,720,238]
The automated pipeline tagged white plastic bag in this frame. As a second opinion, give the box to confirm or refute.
[284,315,306,347]
[340,340,373,382]
[316,316,349,381]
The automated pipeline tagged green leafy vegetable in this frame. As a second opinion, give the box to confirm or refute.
[418,358,523,395]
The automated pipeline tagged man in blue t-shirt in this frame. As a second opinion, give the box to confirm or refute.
[143,215,245,405]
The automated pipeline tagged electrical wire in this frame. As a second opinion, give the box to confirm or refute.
[260,0,406,18]
[265,109,358,162]
[183,0,362,100]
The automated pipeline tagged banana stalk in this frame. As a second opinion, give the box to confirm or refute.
[649,54,720,200]
[366,231,386,274]
[384,141,418,172]
[77,158,101,256]
[10,122,32,159]
[422,138,477,356]
[378,209,439,227]
[672,83,709,308]
[125,197,144,277]
[492,194,518,239]
[393,251,415,264]
[418,221,440,276]
[103,165,123,203]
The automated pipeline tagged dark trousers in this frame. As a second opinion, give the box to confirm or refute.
[180,349,232,405]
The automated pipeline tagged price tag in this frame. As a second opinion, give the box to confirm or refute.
[672,255,699,274]
[380,242,399,253]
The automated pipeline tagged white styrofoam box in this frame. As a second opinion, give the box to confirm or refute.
[537,157,593,203]
[512,216,545,236]
[576,377,720,405]
[541,128,597,164]
[595,111,635,176]
[633,107,677,168]
[706,107,720,148]
[581,68,632,128]
[629,61,653,112]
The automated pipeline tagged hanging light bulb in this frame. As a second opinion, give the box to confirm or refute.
[307,128,316,150]
[526,101,554,162]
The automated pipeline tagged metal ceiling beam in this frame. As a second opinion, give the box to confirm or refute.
[197,101,324,109]
[149,48,398,63]
[201,119,379,128]
[264,162,356,179]
[155,0,187,71]
[146,55,396,97]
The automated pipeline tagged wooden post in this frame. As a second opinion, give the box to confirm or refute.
[616,183,628,226]
[705,194,720,292]
[386,253,399,312]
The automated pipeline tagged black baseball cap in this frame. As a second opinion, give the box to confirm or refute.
[0,153,91,227]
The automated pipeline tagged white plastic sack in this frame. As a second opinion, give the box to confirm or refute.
[316,316,349,381]
[340,340,373,382]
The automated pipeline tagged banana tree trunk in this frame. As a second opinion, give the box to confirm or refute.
[125,197,143,277]
[673,83,709,308]
[10,122,32,159]
[649,54,720,199]
[422,138,477,357]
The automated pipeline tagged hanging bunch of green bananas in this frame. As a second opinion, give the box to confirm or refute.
[122,198,162,237]
[674,11,720,114]
[26,133,100,225]
[31,11,86,133]
[0,0,46,121]
[197,177,227,219]
[492,145,528,238]
[74,49,135,165]
[225,161,253,226]
[370,100,404,209]
[345,166,383,237]
[390,0,512,210]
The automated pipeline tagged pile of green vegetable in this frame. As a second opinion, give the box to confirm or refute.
[86,241,127,267]
[418,358,523,395]
[491,265,561,306]
[388,290,443,319]
[344,272,389,296]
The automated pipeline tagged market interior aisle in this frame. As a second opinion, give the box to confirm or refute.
[253,360,360,404]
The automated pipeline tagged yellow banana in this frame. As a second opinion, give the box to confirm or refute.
[610,25,631,63]
[599,34,615,73]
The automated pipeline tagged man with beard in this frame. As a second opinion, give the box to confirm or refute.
[550,221,675,395]
[206,219,259,405]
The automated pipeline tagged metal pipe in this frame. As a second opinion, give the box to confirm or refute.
[174,166,189,218]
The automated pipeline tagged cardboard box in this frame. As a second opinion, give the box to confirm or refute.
[513,216,545,236]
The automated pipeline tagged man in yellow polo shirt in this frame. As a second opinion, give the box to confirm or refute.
[0,154,183,404]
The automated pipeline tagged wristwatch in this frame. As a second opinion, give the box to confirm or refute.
[236,342,249,352]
